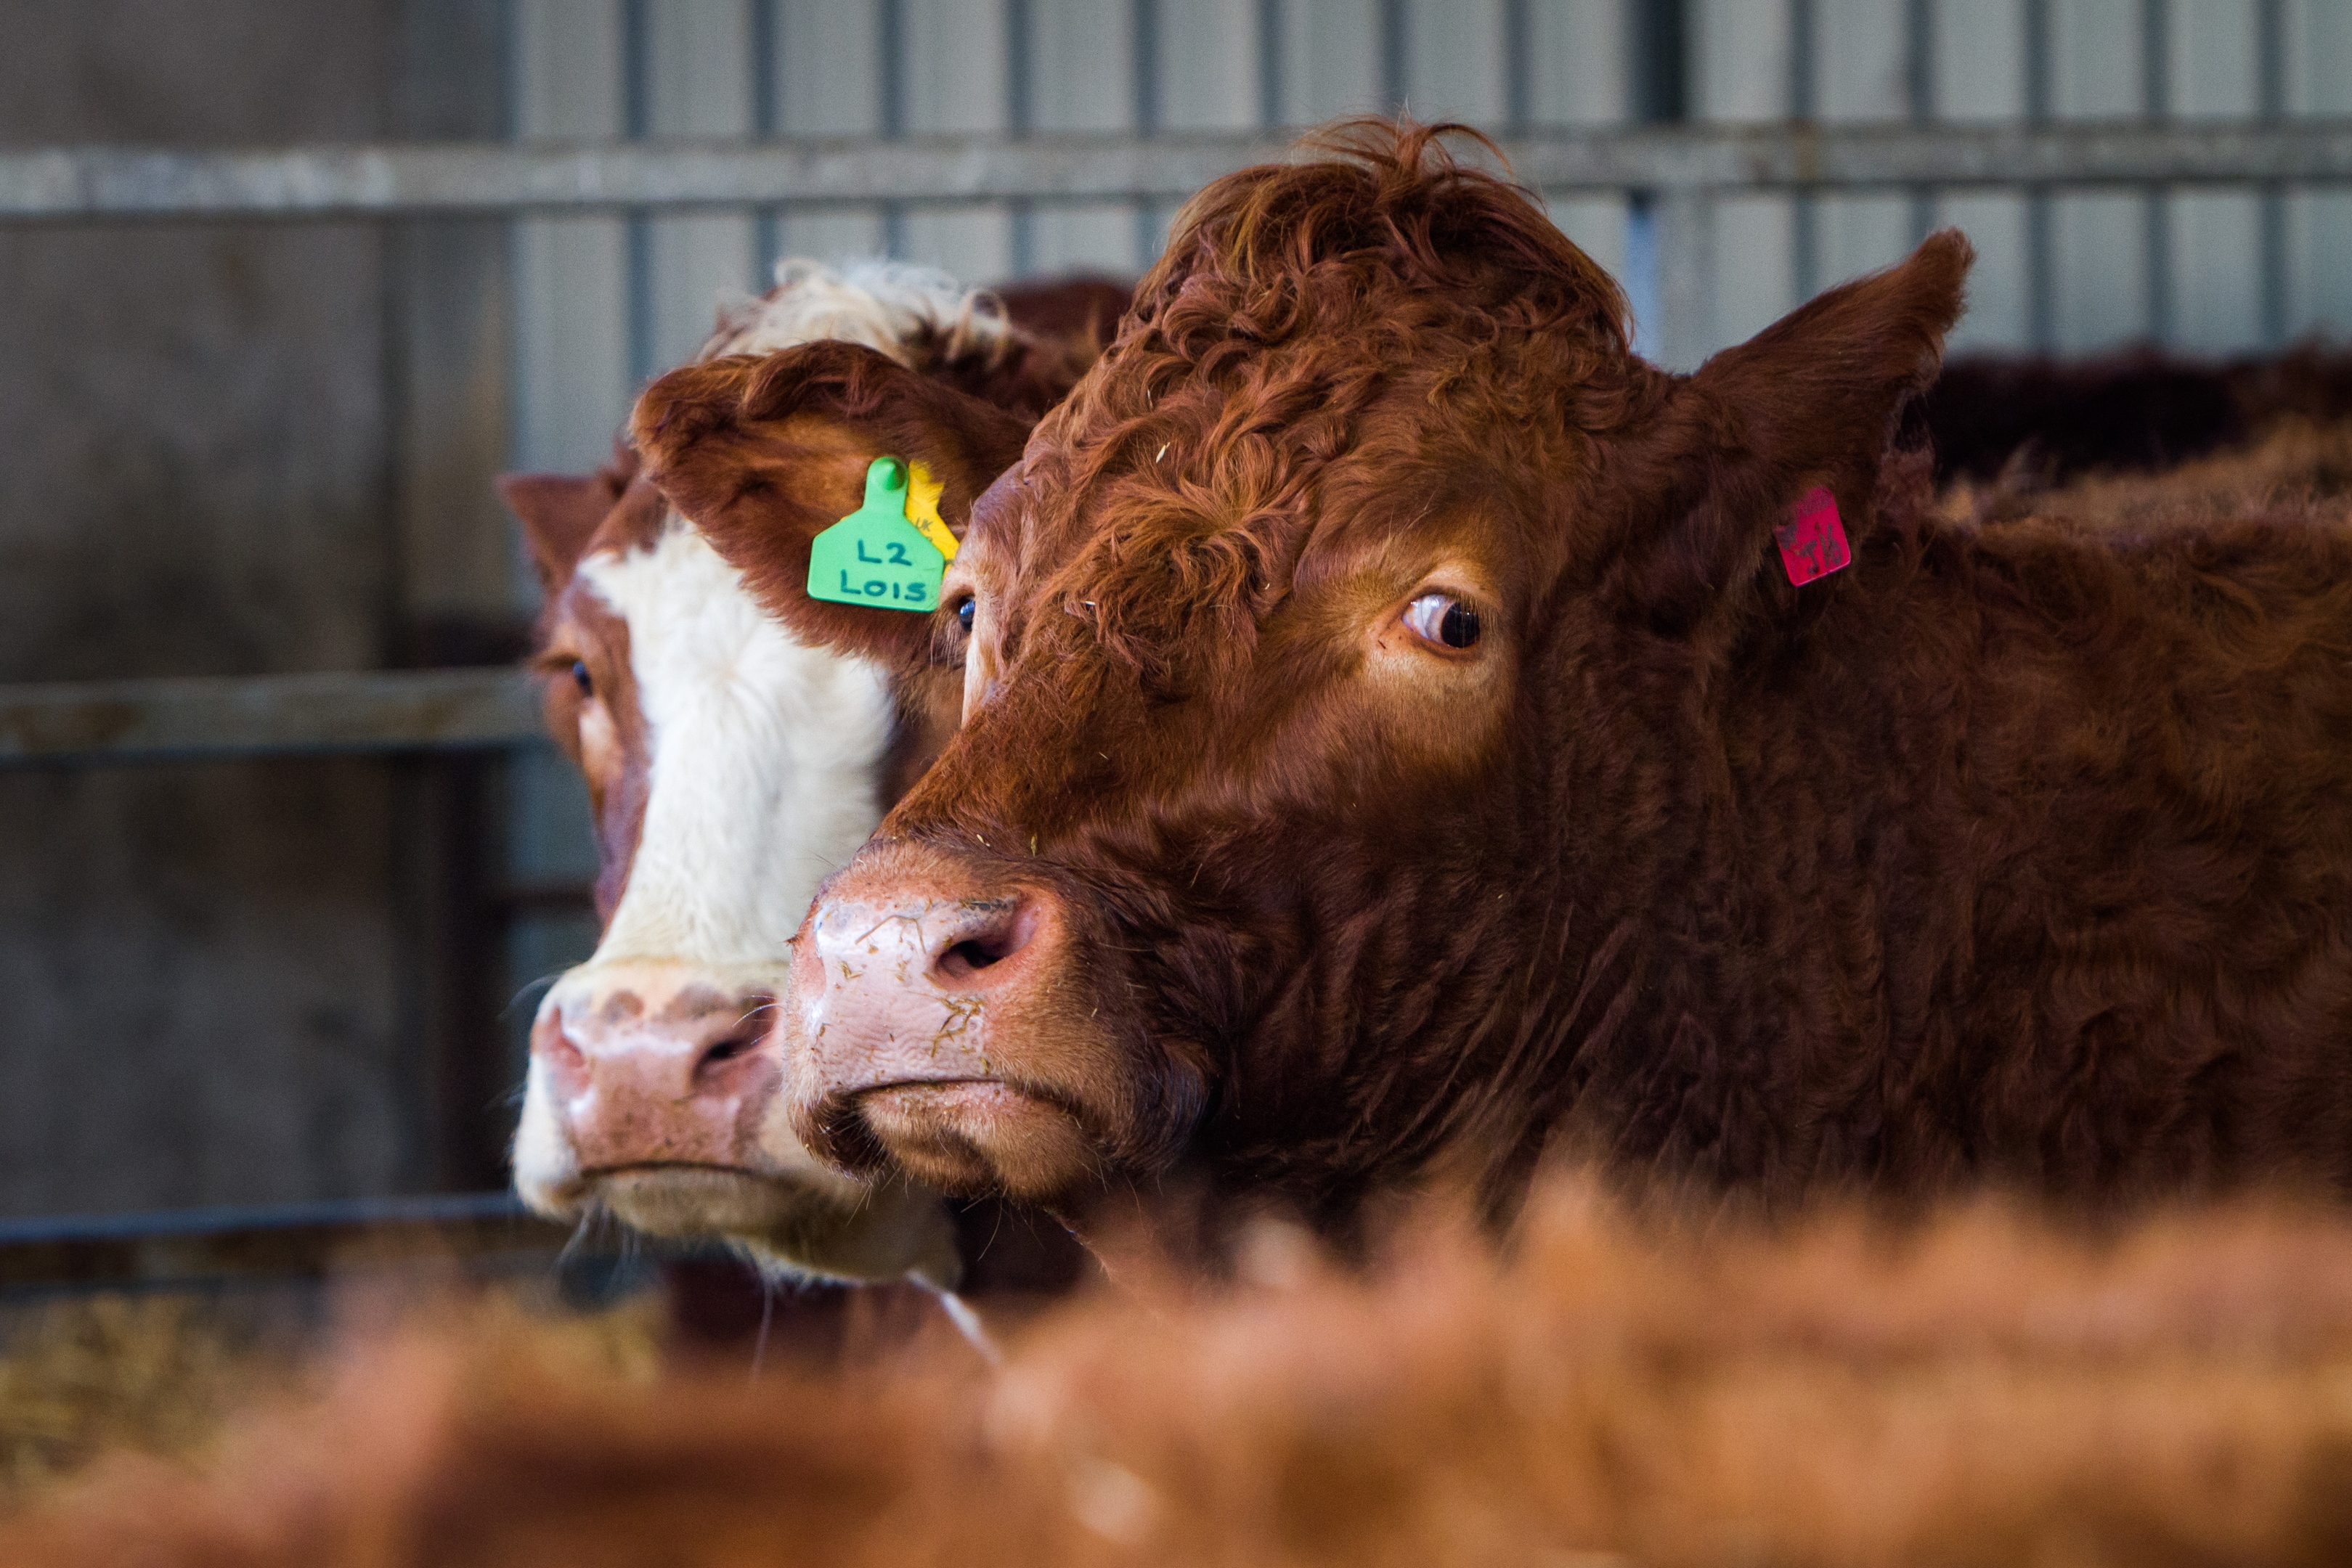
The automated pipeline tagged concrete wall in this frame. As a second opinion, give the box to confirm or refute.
[0,0,512,1217]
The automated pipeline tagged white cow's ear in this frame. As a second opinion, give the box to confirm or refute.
[629,340,1035,673]
[1596,230,1970,625]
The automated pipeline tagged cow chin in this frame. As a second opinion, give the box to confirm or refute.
[848,1082,1099,1204]
[592,1164,846,1238]
[569,1164,961,1288]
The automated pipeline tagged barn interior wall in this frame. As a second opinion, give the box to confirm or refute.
[0,0,513,1219]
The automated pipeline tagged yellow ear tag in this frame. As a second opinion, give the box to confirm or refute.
[807,456,947,612]
[905,461,959,563]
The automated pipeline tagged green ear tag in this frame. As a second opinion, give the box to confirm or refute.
[807,456,947,612]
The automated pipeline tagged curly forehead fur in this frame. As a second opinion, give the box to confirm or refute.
[704,258,1006,363]
[1004,121,1644,685]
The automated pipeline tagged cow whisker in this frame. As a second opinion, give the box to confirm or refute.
[503,972,567,1018]
[749,1279,776,1383]
[930,1288,1004,1368]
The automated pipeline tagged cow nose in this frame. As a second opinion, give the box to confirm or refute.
[799,877,1051,999]
[528,966,784,1168]
[535,990,772,1101]
[786,842,1102,1201]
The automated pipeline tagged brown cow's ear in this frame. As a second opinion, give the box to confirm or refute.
[630,340,1036,670]
[1602,229,1971,623]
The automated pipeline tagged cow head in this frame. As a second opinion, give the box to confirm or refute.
[504,263,1053,1283]
[746,123,1969,1229]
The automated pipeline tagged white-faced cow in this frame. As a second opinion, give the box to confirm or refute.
[635,124,2352,1248]
[500,261,1117,1285]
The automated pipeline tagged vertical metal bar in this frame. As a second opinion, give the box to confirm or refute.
[2142,0,2170,344]
[1790,0,1818,300]
[1656,189,1710,370]
[1503,0,1532,132]
[2256,0,2288,345]
[1906,0,1936,244]
[496,0,518,142]
[398,751,509,1193]
[621,0,654,387]
[1633,0,1688,122]
[879,0,906,259]
[1006,0,1035,279]
[1381,0,1410,115]
[1258,0,1285,129]
[2023,0,2054,351]
[752,0,780,287]
[1133,0,1162,272]
[1631,0,1695,364]
[1132,0,1160,134]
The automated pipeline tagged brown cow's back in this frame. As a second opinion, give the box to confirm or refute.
[1549,476,2352,1204]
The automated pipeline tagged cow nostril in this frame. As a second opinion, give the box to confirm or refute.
[693,1029,762,1082]
[941,938,1005,977]
[934,904,1035,984]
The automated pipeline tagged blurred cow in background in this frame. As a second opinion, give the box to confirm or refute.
[15,1178,2352,1567]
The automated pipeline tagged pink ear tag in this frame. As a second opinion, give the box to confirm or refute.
[1774,485,1851,587]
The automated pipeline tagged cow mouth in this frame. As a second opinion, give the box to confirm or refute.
[574,1161,866,1240]
[845,1079,1099,1204]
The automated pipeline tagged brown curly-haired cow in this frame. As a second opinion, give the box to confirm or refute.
[15,1185,2352,1567]
[640,122,2352,1246]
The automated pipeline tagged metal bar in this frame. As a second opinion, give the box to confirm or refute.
[2257,0,2290,346]
[2143,0,2172,344]
[1006,0,1035,281]
[0,669,542,766]
[0,121,2348,221]
[1653,187,1711,370]
[1256,0,1283,131]
[1906,0,1937,245]
[878,0,906,259]
[1790,0,1818,303]
[0,1192,598,1294]
[2022,0,2056,352]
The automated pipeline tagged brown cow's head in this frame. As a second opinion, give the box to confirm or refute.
[752,123,1969,1230]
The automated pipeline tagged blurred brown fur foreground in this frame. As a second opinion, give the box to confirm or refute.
[9,1177,2352,1568]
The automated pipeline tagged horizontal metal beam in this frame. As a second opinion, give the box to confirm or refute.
[0,669,543,765]
[0,120,2345,221]
[0,1192,609,1293]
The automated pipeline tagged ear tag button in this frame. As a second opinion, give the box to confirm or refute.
[807,456,948,612]
[1775,485,1851,587]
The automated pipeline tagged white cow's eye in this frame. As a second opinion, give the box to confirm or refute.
[1403,592,1481,650]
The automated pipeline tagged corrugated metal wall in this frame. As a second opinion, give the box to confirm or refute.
[511,0,2352,485]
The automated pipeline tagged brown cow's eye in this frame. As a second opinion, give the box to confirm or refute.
[571,659,593,697]
[954,595,976,634]
[1404,593,1481,650]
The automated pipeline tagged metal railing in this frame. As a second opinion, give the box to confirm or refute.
[0,121,2343,222]
[0,670,539,767]
[0,1193,544,1292]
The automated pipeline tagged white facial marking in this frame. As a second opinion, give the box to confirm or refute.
[704,256,1012,364]
[582,521,895,969]
[512,257,1001,1288]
